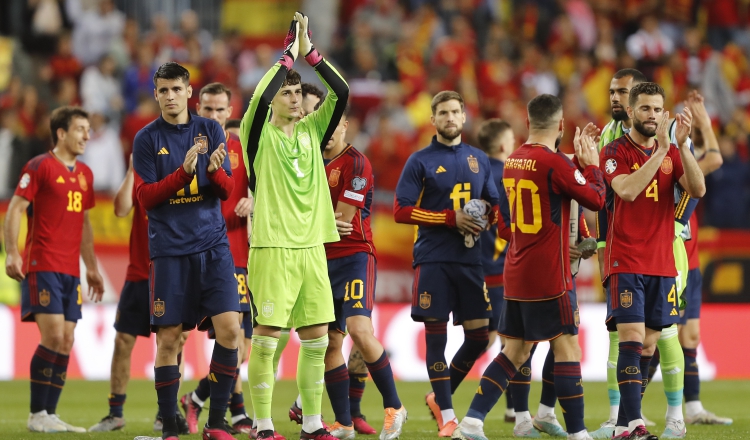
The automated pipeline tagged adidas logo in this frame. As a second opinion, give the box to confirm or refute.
[476,386,483,395]
[670,308,678,316]
[208,373,218,382]
[352,301,363,309]
[664,367,682,375]
[607,361,616,369]
[436,166,447,173]
[316,379,325,384]
[158,147,169,155]
[56,176,65,184]
[252,382,271,389]
[631,163,640,171]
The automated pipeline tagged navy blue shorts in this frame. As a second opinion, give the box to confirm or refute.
[679,268,702,324]
[149,245,241,332]
[235,268,251,313]
[604,279,617,332]
[608,273,679,330]
[488,286,504,332]
[114,280,151,337]
[498,290,579,342]
[21,272,81,322]
[411,263,490,325]
[328,253,376,334]
[242,312,253,339]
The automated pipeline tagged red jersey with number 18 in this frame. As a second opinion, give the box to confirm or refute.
[14,153,95,277]
[221,132,249,269]
[600,135,685,279]
[502,144,606,301]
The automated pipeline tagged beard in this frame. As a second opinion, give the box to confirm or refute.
[437,124,462,141]
[611,106,628,121]
[632,116,657,138]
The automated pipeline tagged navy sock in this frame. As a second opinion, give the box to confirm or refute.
[195,376,211,402]
[365,350,401,409]
[640,355,653,398]
[109,393,126,418]
[425,322,452,410]
[46,352,68,415]
[540,346,557,407]
[466,352,517,422]
[509,344,535,412]
[155,365,181,436]
[230,393,246,417]
[505,390,514,412]
[208,343,238,427]
[450,326,489,393]
[617,403,627,427]
[617,341,643,424]
[325,364,352,426]
[554,362,585,434]
[648,347,660,383]
[349,373,368,417]
[683,347,700,401]
[30,345,56,413]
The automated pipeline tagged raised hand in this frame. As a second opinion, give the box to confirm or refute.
[574,126,599,168]
[656,111,671,154]
[281,17,300,65]
[675,106,692,147]
[295,12,312,56]
[685,90,711,129]
[183,144,200,174]
[208,142,226,173]
[581,122,601,144]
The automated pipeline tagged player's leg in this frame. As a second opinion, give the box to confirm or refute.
[27,307,68,433]
[230,314,254,434]
[534,346,565,437]
[206,312,241,430]
[655,325,684,435]
[487,287,515,423]
[508,343,536,437]
[154,324,185,439]
[450,270,491,393]
[347,346,376,434]
[324,329,354,439]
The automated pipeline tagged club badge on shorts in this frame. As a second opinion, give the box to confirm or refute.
[620,290,633,308]
[419,291,431,309]
[153,299,165,317]
[194,135,208,154]
[39,289,50,307]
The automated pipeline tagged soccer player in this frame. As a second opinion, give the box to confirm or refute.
[132,62,240,440]
[678,91,730,425]
[600,83,705,440]
[452,94,605,440]
[4,106,104,433]
[394,90,500,437]
[320,107,407,440]
[302,82,325,115]
[179,82,255,435]
[240,13,348,440]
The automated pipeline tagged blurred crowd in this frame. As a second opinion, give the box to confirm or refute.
[0,0,749,228]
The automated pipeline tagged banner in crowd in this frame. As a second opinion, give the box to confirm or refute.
[1,303,748,381]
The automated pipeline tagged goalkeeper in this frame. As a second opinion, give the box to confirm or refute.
[240,13,348,440]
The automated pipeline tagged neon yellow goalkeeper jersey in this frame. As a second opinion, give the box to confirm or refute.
[240,61,348,248]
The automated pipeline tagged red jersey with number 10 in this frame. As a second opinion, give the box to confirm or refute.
[221,132,249,268]
[600,135,685,279]
[503,144,606,301]
[126,173,150,281]
[324,145,376,260]
[14,153,95,277]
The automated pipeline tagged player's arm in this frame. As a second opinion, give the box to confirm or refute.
[132,131,196,210]
[3,195,30,281]
[393,156,457,227]
[206,121,234,200]
[81,211,104,302]
[114,156,134,217]
[558,130,606,211]
[495,184,512,241]
[480,156,501,228]
[685,90,723,175]
[673,111,706,198]
[336,154,371,225]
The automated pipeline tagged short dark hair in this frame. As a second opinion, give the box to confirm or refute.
[153,62,190,86]
[301,83,325,101]
[629,82,666,108]
[225,119,241,130]
[50,106,88,144]
[527,94,562,130]
[477,119,511,154]
[431,91,464,115]
[613,68,648,85]
[199,82,232,101]
[282,69,302,88]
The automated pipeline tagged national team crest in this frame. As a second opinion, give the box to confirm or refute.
[419,291,431,309]
[194,135,208,154]
[77,173,88,191]
[39,289,50,307]
[574,309,580,327]
[261,300,274,318]
[297,132,312,150]
[153,300,165,317]
[229,152,239,169]
[620,290,633,308]
[467,155,479,173]
[661,157,673,174]
[328,169,340,187]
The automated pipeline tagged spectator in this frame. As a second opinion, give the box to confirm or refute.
[704,135,750,229]
[80,54,123,121]
[626,16,675,77]
[178,9,213,60]
[49,31,82,81]
[122,42,156,113]
[80,112,125,193]
[21,0,71,56]
[71,0,125,66]
[0,109,25,198]
[17,85,40,138]
[120,95,158,159]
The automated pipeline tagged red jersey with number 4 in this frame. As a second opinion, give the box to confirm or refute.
[324,145,376,260]
[503,144,606,301]
[14,153,95,277]
[126,173,150,281]
[600,135,685,279]
[221,132,249,268]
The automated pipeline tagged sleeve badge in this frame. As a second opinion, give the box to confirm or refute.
[19,173,30,189]
[351,176,367,191]
[574,169,586,185]
[605,158,617,174]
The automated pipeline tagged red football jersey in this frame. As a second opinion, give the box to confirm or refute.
[685,212,700,270]
[221,133,249,269]
[14,153,95,277]
[503,144,606,301]
[600,135,685,279]
[325,145,376,260]
[126,173,150,281]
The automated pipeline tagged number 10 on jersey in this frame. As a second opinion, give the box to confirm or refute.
[503,178,542,234]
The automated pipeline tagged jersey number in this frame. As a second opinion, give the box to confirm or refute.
[502,178,542,234]
[67,191,82,212]
[344,279,364,301]
[177,176,199,197]
[646,180,658,202]
[292,159,305,177]
[77,284,82,305]
[235,273,248,303]
[450,183,471,211]
[667,284,677,307]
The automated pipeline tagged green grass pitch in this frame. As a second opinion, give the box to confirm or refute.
[1,379,748,439]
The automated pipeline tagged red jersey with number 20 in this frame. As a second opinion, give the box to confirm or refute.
[324,145,376,260]
[600,135,685,279]
[221,132,249,269]
[126,173,150,281]
[14,153,95,277]
[503,144,606,301]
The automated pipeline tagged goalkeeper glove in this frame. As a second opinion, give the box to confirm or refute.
[279,18,300,69]
[295,11,323,66]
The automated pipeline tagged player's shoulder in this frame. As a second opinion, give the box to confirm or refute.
[601,135,629,156]
[25,153,53,172]
[134,118,160,141]
[191,115,223,133]
[76,160,94,175]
